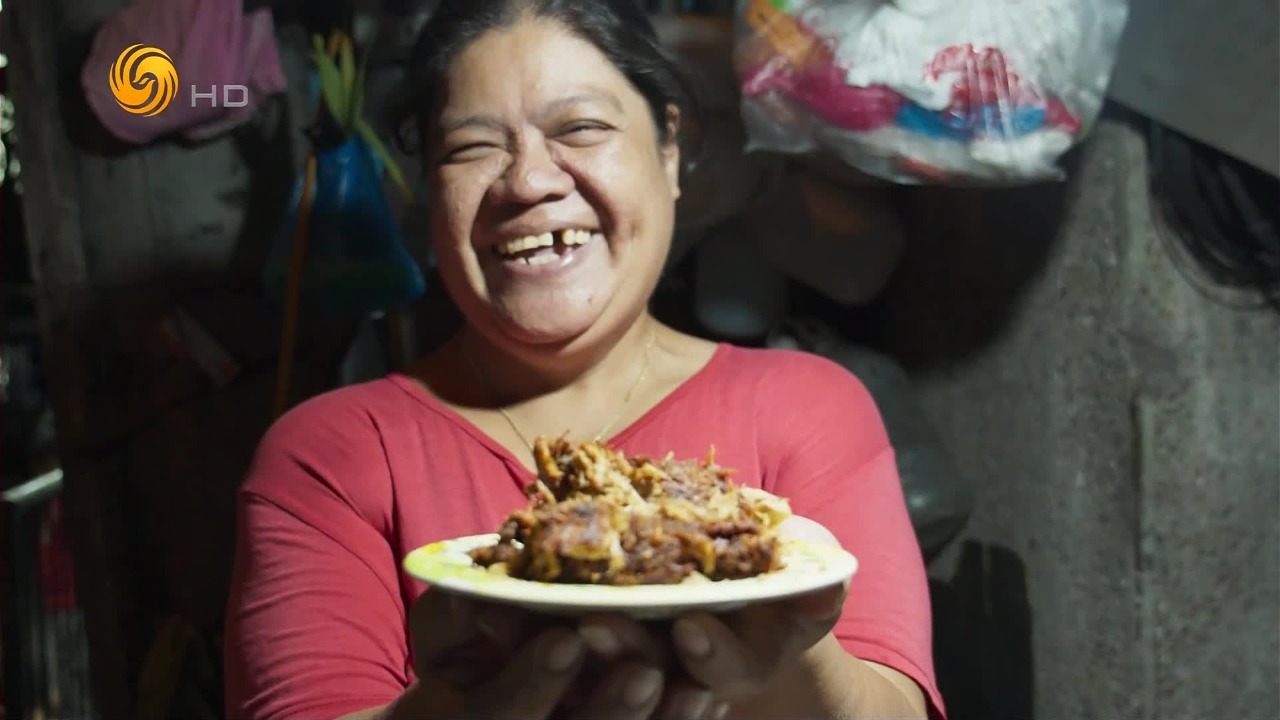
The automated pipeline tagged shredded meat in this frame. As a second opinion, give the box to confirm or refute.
[469,437,792,585]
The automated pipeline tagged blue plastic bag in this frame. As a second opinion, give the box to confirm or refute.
[263,135,425,314]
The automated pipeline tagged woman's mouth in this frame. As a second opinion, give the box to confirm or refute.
[491,229,602,269]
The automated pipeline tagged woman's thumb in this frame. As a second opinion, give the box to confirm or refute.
[410,589,475,668]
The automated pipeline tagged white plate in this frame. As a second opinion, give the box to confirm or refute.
[403,533,858,619]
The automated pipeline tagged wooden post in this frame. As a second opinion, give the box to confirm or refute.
[3,2,135,716]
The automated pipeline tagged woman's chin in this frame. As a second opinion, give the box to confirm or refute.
[492,307,606,348]
[480,280,621,347]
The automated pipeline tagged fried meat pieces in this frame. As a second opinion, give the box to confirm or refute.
[469,438,791,585]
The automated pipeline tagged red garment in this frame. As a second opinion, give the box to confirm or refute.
[224,345,944,719]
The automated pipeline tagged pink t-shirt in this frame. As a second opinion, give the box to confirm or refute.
[223,345,945,719]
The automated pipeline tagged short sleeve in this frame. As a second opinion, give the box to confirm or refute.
[758,352,946,719]
[223,392,410,720]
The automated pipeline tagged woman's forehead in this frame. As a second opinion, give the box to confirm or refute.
[440,19,636,119]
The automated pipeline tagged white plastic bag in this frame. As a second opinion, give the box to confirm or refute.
[733,0,1129,184]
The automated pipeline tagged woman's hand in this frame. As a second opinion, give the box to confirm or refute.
[668,517,848,714]
[577,517,848,718]
[402,589,668,720]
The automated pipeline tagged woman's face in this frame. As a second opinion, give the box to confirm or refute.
[427,17,681,349]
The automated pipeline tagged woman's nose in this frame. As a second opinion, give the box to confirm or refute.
[497,142,575,204]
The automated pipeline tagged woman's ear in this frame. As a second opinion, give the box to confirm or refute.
[662,104,682,200]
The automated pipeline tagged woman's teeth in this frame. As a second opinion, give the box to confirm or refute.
[494,229,594,264]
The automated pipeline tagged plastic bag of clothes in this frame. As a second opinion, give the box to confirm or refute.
[734,0,1129,184]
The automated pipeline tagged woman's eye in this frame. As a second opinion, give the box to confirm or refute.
[559,123,610,143]
[442,143,497,163]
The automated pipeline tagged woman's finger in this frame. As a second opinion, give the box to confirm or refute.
[670,610,782,700]
[670,584,846,703]
[655,677,725,720]
[468,627,587,720]
[412,591,547,687]
[571,660,666,720]
[579,614,667,664]
[410,591,477,673]
[473,601,538,650]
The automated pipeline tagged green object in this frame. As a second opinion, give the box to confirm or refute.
[308,34,410,198]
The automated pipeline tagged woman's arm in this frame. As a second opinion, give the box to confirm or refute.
[753,351,945,719]
[225,393,411,720]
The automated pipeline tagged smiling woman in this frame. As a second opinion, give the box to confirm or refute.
[223,2,944,720]
[401,1,689,352]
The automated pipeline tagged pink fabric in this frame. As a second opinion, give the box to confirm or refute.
[741,61,902,132]
[224,345,945,720]
[81,0,286,144]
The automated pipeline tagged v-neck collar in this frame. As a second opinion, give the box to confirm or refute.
[387,343,732,480]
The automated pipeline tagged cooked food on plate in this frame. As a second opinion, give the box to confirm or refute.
[469,437,793,585]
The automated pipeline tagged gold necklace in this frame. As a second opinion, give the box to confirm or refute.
[469,329,657,449]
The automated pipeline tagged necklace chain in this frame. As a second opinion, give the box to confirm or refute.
[469,329,656,449]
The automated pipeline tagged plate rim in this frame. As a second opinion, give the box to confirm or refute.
[402,532,858,613]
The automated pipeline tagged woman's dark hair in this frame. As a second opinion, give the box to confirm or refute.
[390,0,702,168]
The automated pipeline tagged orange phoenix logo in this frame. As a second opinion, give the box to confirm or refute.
[108,44,179,116]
